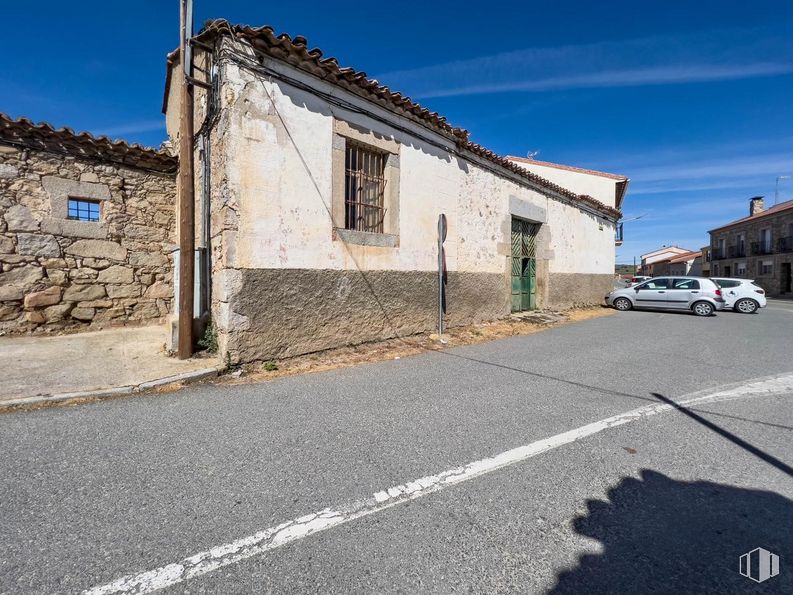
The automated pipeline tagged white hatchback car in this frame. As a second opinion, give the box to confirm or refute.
[711,278,767,313]
[605,276,725,316]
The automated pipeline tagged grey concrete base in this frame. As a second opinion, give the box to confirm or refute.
[224,268,509,363]
[546,272,614,309]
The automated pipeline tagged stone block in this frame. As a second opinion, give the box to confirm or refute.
[16,233,61,257]
[4,204,39,232]
[0,235,14,253]
[25,310,46,324]
[63,284,106,302]
[94,307,125,321]
[0,163,19,178]
[69,268,98,282]
[70,307,95,321]
[65,239,127,261]
[24,286,62,309]
[0,304,20,321]
[80,299,112,308]
[144,281,171,299]
[0,286,24,301]
[128,251,168,269]
[46,269,68,285]
[106,284,142,299]
[124,225,166,242]
[131,301,160,319]
[44,303,72,322]
[40,258,67,269]
[82,258,111,269]
[0,265,43,287]
[97,264,134,284]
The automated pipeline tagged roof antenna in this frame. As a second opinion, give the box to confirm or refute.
[526,150,540,160]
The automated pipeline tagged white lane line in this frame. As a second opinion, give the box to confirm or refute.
[83,373,793,595]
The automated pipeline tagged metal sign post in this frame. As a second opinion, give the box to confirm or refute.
[438,214,447,337]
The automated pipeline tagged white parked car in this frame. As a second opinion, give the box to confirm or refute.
[712,278,767,313]
[605,276,725,316]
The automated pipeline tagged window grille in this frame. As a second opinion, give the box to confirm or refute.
[67,198,100,222]
[345,142,386,233]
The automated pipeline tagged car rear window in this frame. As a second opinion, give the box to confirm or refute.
[716,279,740,288]
[672,279,700,289]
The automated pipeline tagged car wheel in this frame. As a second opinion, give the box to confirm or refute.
[692,301,714,317]
[613,297,632,311]
[734,298,758,314]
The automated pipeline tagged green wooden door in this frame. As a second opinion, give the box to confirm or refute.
[511,218,538,312]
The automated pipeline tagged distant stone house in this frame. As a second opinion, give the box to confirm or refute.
[709,196,793,295]
[162,20,624,363]
[0,114,177,334]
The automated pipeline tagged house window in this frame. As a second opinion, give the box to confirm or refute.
[761,260,773,275]
[761,228,772,253]
[736,262,746,277]
[67,198,101,222]
[344,142,386,233]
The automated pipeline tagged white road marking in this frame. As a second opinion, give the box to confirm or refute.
[83,373,793,595]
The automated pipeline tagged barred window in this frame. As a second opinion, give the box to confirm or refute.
[345,142,386,233]
[67,198,101,222]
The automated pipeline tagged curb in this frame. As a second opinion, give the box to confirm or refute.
[0,367,223,410]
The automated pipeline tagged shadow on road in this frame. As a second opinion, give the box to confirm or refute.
[550,470,793,593]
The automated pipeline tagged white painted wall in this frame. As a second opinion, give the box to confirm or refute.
[508,160,621,209]
[210,42,615,278]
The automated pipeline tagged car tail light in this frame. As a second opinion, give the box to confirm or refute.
[714,289,722,296]
[755,289,765,294]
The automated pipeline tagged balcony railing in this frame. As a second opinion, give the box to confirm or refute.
[711,248,726,260]
[751,241,774,256]
[778,236,793,253]
[727,245,746,258]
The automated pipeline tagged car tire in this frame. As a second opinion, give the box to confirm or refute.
[692,301,714,317]
[613,297,632,311]
[734,298,758,314]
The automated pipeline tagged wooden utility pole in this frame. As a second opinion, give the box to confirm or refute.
[177,0,195,359]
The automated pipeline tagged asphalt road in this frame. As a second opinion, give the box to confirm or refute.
[1,300,793,594]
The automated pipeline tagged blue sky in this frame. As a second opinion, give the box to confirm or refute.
[3,1,793,263]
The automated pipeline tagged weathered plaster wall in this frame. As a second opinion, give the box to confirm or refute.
[190,40,618,362]
[0,145,176,334]
[544,198,616,275]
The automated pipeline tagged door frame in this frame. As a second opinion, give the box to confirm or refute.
[510,217,538,313]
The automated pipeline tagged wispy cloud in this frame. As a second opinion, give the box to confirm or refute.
[94,119,165,138]
[376,26,793,98]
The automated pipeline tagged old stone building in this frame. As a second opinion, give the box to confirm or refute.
[163,20,624,364]
[0,114,178,334]
[710,196,793,295]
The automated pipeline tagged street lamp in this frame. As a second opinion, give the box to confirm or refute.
[776,176,791,205]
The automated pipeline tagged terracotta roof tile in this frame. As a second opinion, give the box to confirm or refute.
[177,19,621,220]
[0,112,176,174]
[667,251,702,263]
[709,200,793,233]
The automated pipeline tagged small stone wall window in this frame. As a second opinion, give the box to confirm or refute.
[331,119,400,248]
[761,260,774,275]
[345,142,386,233]
[67,198,101,222]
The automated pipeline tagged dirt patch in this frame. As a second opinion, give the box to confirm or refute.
[223,306,615,387]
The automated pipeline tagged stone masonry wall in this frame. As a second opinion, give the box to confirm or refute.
[0,144,176,334]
